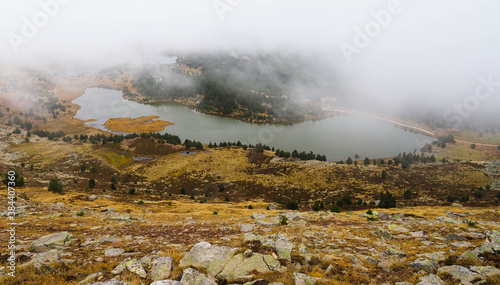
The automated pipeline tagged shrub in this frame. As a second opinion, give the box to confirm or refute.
[80,165,86,173]
[128,188,136,194]
[341,196,352,205]
[366,209,373,215]
[248,205,253,209]
[311,200,324,211]
[212,211,218,215]
[404,189,413,200]
[467,221,477,228]
[88,178,95,189]
[460,196,469,203]
[367,216,378,221]
[218,184,225,192]
[496,192,500,199]
[76,211,85,216]
[330,204,340,213]
[486,184,491,190]
[336,200,344,207]
[355,199,362,205]
[48,179,63,193]
[110,183,116,190]
[286,201,299,210]
[447,195,457,203]
[180,187,186,195]
[91,167,97,174]
[279,215,288,225]
[225,196,230,202]
[138,200,144,205]
[473,191,484,199]
[379,191,396,208]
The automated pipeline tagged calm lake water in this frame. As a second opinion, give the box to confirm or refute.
[72,88,432,161]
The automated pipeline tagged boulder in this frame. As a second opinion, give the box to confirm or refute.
[125,259,147,278]
[275,233,293,261]
[377,211,390,220]
[388,224,410,233]
[179,242,236,276]
[150,281,182,285]
[416,274,444,285]
[375,227,392,240]
[89,279,128,285]
[240,224,254,233]
[104,248,125,257]
[180,268,217,285]
[78,272,102,285]
[243,233,265,244]
[268,203,278,210]
[252,212,269,219]
[150,256,173,281]
[217,253,281,281]
[385,248,407,257]
[437,265,478,285]
[293,272,319,285]
[29,232,71,252]
[470,266,500,279]
[410,258,439,272]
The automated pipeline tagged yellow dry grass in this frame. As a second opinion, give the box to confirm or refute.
[9,140,91,166]
[104,116,174,133]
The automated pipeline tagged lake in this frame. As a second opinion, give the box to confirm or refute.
[72,88,433,161]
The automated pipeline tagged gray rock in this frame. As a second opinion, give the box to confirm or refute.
[416,274,444,285]
[78,272,102,285]
[150,281,182,285]
[100,235,122,243]
[252,212,269,219]
[243,233,264,244]
[239,224,254,233]
[417,252,446,262]
[388,224,410,233]
[275,233,293,261]
[89,195,99,201]
[451,241,472,248]
[437,265,478,285]
[293,272,319,285]
[150,256,173,281]
[268,203,278,210]
[385,248,407,257]
[125,259,146,278]
[446,233,466,241]
[104,248,125,257]
[180,268,217,285]
[179,242,236,276]
[410,231,425,238]
[378,211,390,220]
[217,253,277,281]
[375,227,392,240]
[111,261,127,275]
[29,232,71,252]
[470,266,500,279]
[410,258,439,272]
[89,279,128,285]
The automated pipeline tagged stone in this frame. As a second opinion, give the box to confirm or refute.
[375,227,392,240]
[104,248,125,257]
[100,235,122,243]
[377,211,390,220]
[416,274,444,285]
[470,266,500,279]
[451,241,472,248]
[89,279,128,285]
[293,272,318,285]
[150,281,182,285]
[388,224,410,233]
[385,248,407,257]
[125,259,147,278]
[252,212,269,219]
[29,232,71,252]
[89,195,99,201]
[268,203,278,210]
[437,265,478,285]
[111,261,127,275]
[410,231,425,238]
[180,268,217,285]
[31,249,62,271]
[275,233,293,261]
[417,252,446,262]
[410,258,439,272]
[446,233,466,241]
[78,272,102,285]
[179,242,236,276]
[217,253,273,281]
[243,233,264,244]
[240,224,254,233]
[150,256,173,281]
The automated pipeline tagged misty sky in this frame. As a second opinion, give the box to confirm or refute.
[1,0,500,112]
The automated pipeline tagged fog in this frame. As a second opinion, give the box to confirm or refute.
[1,0,500,123]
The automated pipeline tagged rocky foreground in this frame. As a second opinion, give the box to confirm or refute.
[1,196,500,285]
